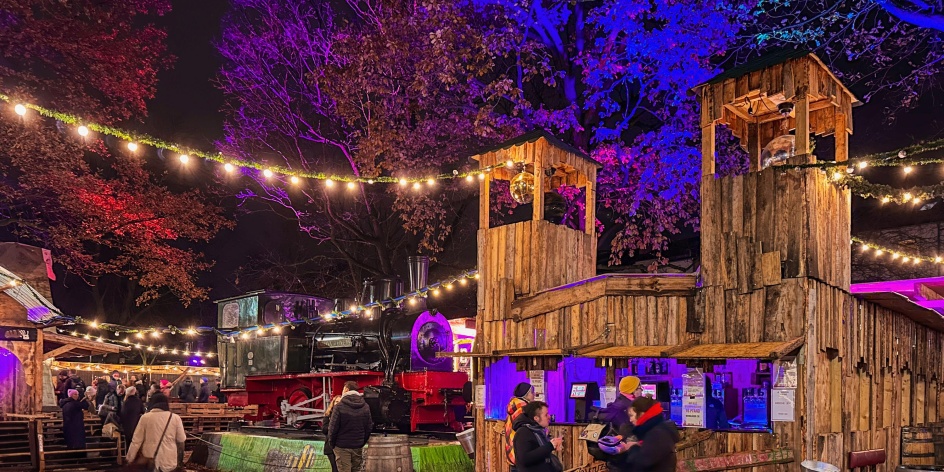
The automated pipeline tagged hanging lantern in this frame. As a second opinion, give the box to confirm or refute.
[510,171,536,204]
[761,134,795,169]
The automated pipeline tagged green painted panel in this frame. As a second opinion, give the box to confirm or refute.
[215,434,331,472]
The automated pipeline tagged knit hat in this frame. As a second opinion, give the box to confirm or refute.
[148,392,170,411]
[160,379,170,388]
[619,376,641,396]
[67,389,78,398]
[513,382,533,398]
[201,377,208,383]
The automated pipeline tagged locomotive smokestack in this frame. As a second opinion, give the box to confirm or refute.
[407,256,429,293]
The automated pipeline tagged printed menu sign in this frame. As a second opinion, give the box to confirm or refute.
[528,370,546,401]
[771,388,795,422]
[681,368,705,428]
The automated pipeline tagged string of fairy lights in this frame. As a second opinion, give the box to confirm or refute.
[5,268,479,358]
[2,95,513,186]
[851,237,944,266]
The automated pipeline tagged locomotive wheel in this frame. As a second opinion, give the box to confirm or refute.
[287,387,314,430]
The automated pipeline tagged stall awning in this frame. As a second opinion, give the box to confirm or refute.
[436,351,493,358]
[671,337,804,361]
[853,291,944,332]
[43,331,129,359]
[493,348,565,357]
[579,345,673,358]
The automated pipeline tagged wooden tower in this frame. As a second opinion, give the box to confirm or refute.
[472,131,600,357]
[695,51,860,466]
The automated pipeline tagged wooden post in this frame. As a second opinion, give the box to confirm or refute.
[746,122,762,172]
[835,113,848,163]
[794,61,812,162]
[36,418,45,472]
[479,170,490,229]
[533,143,545,222]
[28,418,38,470]
[585,179,595,235]
[701,123,716,176]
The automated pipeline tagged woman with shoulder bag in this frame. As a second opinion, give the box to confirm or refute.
[126,393,186,472]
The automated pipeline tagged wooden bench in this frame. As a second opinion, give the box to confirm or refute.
[0,421,34,470]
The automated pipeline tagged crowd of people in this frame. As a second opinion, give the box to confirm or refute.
[502,377,681,472]
[53,369,225,471]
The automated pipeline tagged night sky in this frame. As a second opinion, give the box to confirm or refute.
[43,0,944,356]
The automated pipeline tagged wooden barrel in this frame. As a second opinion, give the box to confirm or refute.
[364,434,414,472]
[929,422,944,465]
[902,426,936,466]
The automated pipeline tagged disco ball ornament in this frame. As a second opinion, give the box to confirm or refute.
[510,171,536,204]
[761,134,796,169]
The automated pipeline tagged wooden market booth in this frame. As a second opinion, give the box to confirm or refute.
[466,52,944,472]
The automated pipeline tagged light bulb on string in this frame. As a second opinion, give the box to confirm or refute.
[914,258,921,265]
[151,331,161,338]
[325,178,334,188]
[179,154,189,164]
[186,328,197,335]
[904,166,913,175]
[881,196,891,204]
[466,175,474,182]
[14,104,27,116]
[903,193,912,202]
[90,321,99,329]
[127,142,138,152]
[505,160,514,168]
[903,256,911,263]
[367,179,374,184]
[875,249,884,256]
[831,171,843,181]
[289,176,299,185]
[399,178,407,187]
[136,332,144,339]
[347,181,357,190]
[478,173,485,181]
[427,178,435,186]
[459,278,467,286]
[224,163,235,173]
[892,253,900,260]
[857,161,868,169]
[263,169,274,179]
[432,288,440,297]
[77,125,90,137]
[860,244,869,252]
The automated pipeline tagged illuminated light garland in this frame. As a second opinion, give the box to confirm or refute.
[830,174,944,205]
[779,136,944,171]
[57,327,215,358]
[64,269,479,339]
[852,237,943,265]
[0,94,509,184]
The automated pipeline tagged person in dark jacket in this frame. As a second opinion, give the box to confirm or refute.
[322,395,343,472]
[121,386,146,446]
[177,377,197,403]
[602,376,641,438]
[60,389,89,450]
[505,382,535,471]
[599,397,680,472]
[704,377,730,430]
[95,378,110,407]
[512,401,564,472]
[100,384,123,426]
[327,381,373,472]
[197,377,211,403]
[55,369,74,403]
[109,370,122,391]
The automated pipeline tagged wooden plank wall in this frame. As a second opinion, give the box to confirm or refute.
[475,220,596,354]
[805,278,944,471]
[479,290,696,355]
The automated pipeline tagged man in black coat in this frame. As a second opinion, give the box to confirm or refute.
[512,401,564,472]
[177,376,197,403]
[327,381,373,472]
[197,377,211,403]
[60,389,89,450]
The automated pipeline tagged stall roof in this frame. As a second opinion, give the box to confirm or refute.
[494,348,564,357]
[851,276,944,331]
[580,345,673,358]
[671,337,804,361]
[0,265,62,324]
[43,331,129,359]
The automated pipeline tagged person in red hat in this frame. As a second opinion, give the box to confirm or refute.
[598,397,679,472]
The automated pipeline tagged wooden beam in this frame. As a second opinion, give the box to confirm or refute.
[834,112,848,162]
[770,335,805,359]
[532,140,545,222]
[676,448,794,472]
[702,123,716,176]
[722,103,756,124]
[794,62,812,161]
[43,345,77,361]
[479,166,490,229]
[661,339,698,357]
[747,122,762,172]
[573,342,614,356]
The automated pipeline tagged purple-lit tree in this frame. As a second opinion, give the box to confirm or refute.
[218,0,523,292]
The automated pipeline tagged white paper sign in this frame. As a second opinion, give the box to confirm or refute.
[528,370,546,401]
[601,386,617,406]
[771,388,795,422]
[474,385,486,409]
[681,368,705,428]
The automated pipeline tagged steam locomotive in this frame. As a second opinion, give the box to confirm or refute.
[215,260,470,432]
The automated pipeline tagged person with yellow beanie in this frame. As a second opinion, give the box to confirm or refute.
[601,376,642,438]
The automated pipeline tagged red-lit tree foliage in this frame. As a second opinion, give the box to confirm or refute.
[0,1,230,317]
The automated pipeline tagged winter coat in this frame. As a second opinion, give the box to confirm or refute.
[601,394,635,436]
[126,409,186,472]
[100,390,121,419]
[503,396,529,465]
[614,416,680,472]
[178,381,197,403]
[512,415,562,472]
[121,395,146,441]
[327,392,373,449]
[95,379,110,406]
[55,376,74,402]
[197,383,211,403]
[60,397,89,449]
